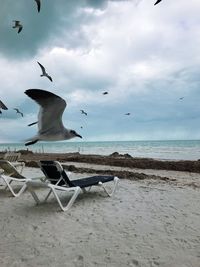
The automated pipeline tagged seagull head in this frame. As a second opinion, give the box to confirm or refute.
[68,129,82,139]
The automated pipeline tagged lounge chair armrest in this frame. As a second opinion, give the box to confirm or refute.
[1,174,27,182]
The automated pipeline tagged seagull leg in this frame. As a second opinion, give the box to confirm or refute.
[25,139,39,146]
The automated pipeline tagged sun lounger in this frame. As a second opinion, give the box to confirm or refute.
[3,152,25,173]
[0,160,43,197]
[26,160,119,211]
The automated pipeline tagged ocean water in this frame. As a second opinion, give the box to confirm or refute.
[0,140,200,160]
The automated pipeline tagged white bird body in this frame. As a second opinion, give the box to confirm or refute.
[25,89,82,146]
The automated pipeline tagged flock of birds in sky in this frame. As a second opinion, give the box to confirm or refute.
[0,0,178,146]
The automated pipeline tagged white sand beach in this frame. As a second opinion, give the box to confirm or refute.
[0,166,200,267]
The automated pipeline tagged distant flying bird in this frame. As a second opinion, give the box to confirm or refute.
[103,92,108,95]
[125,113,131,116]
[80,110,87,116]
[28,121,38,127]
[13,108,23,117]
[24,89,82,146]
[34,0,41,12]
[80,126,83,129]
[0,100,8,114]
[179,97,184,100]
[12,20,23,33]
[37,62,53,82]
[154,0,162,5]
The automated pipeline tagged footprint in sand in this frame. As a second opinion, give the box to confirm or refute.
[74,255,84,267]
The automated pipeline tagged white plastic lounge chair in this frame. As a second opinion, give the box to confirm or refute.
[0,160,43,197]
[3,152,25,173]
[26,160,120,211]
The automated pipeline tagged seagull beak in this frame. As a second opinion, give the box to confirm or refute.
[76,133,82,138]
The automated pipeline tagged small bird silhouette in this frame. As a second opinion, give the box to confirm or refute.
[28,121,38,127]
[125,113,131,116]
[179,97,184,100]
[154,0,162,5]
[103,92,108,95]
[0,100,8,114]
[34,0,41,12]
[13,108,23,117]
[80,110,87,116]
[37,62,53,82]
[12,20,23,33]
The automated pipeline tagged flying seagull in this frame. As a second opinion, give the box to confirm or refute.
[37,62,53,82]
[0,100,8,114]
[179,97,184,100]
[13,108,23,117]
[28,121,38,127]
[80,110,87,116]
[125,113,131,116]
[103,92,108,95]
[154,0,162,5]
[24,89,82,146]
[34,0,41,12]
[12,20,23,33]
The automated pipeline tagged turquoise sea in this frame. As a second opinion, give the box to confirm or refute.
[0,140,200,160]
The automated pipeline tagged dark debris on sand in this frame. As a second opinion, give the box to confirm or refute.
[2,151,199,173]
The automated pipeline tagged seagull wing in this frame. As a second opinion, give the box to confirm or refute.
[0,100,8,110]
[35,0,41,12]
[18,26,23,33]
[154,0,162,5]
[47,74,53,82]
[25,89,67,134]
[37,61,46,75]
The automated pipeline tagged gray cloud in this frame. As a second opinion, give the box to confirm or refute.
[0,0,200,142]
[0,0,130,59]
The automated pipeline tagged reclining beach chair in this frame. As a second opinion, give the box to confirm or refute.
[3,152,25,173]
[0,160,43,197]
[26,160,119,211]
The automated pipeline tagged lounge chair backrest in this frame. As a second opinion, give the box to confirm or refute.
[3,152,21,162]
[0,160,24,178]
[39,161,74,187]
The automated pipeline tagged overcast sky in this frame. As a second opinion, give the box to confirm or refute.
[0,0,200,143]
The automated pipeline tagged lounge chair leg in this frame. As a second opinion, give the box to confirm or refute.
[50,186,81,211]
[98,177,119,197]
[4,179,13,190]
[28,187,41,204]
[3,178,27,197]
[44,189,53,202]
[82,186,92,193]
